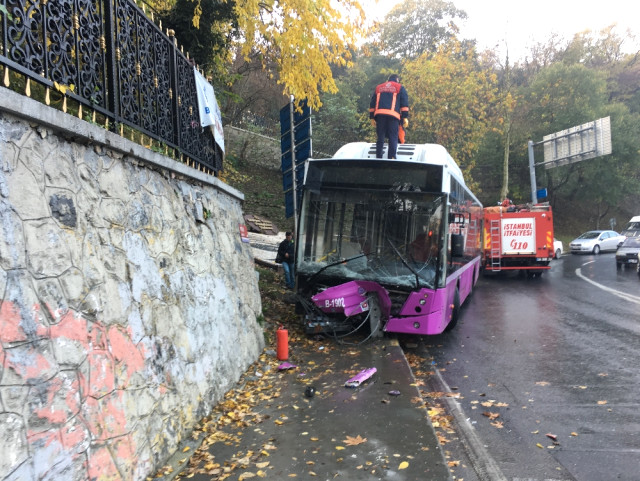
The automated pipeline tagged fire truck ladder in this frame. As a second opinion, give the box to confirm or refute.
[490,219,502,270]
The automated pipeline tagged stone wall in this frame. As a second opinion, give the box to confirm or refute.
[0,88,264,480]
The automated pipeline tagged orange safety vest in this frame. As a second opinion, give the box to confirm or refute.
[369,81,409,121]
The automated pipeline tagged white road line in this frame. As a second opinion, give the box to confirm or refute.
[431,367,509,481]
[575,262,640,305]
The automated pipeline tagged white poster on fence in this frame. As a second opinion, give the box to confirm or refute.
[194,67,225,153]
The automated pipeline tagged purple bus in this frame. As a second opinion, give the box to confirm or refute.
[294,142,483,336]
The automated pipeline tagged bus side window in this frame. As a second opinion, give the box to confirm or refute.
[451,233,464,257]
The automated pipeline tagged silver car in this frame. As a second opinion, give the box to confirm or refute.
[569,230,626,255]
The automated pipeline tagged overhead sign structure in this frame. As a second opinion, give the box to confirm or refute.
[527,116,612,204]
[280,97,312,231]
[542,117,611,169]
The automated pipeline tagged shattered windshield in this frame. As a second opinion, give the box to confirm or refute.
[297,187,446,290]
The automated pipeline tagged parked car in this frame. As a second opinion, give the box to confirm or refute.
[569,230,626,254]
[615,236,640,269]
[553,238,563,259]
[621,215,640,237]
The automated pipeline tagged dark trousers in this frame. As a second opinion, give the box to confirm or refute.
[375,115,400,159]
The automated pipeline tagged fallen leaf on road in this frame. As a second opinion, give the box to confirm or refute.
[536,443,544,449]
[535,381,550,386]
[490,421,504,429]
[398,461,409,470]
[597,400,608,405]
[571,432,578,436]
[546,433,557,441]
[483,412,500,420]
[344,435,367,446]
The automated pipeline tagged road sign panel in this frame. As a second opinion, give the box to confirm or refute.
[542,116,611,168]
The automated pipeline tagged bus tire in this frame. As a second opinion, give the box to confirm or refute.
[445,288,460,332]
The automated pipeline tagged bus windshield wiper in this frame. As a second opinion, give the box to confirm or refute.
[386,238,420,289]
[305,252,370,286]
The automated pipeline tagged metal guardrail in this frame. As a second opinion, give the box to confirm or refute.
[0,0,222,173]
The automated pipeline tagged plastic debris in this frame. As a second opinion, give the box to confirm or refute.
[278,362,297,371]
[345,367,377,387]
[388,390,401,396]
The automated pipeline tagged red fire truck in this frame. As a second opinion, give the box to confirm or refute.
[482,202,555,277]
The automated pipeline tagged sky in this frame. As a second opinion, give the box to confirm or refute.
[365,0,640,61]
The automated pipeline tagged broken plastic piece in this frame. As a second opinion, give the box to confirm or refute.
[278,362,297,371]
[388,390,401,396]
[345,367,377,387]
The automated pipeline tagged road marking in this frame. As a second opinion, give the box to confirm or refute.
[513,479,573,481]
[576,262,640,305]
[431,368,508,481]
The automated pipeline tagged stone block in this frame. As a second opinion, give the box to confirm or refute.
[0,413,29,479]
[24,219,73,278]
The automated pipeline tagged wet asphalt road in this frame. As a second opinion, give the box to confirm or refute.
[405,252,640,481]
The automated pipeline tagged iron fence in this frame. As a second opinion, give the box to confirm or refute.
[0,0,222,173]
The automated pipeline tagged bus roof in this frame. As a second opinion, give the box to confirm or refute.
[330,142,465,186]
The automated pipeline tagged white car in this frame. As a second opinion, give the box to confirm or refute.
[569,230,626,255]
[553,238,563,259]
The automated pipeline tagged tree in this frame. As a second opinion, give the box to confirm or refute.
[378,0,467,60]
[402,42,498,188]
[148,0,368,111]
[234,0,367,110]
[312,80,371,156]
[155,0,236,75]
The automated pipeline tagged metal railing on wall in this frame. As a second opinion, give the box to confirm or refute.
[0,0,222,174]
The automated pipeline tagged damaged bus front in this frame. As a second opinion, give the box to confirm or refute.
[294,143,482,337]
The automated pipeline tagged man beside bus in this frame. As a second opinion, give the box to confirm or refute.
[276,231,296,289]
[369,74,409,159]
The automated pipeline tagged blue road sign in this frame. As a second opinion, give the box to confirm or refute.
[280,98,311,218]
[536,188,548,199]
[280,99,310,136]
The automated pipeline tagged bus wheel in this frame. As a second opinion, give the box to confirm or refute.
[445,289,460,332]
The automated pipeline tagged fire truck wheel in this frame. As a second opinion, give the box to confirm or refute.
[445,288,460,332]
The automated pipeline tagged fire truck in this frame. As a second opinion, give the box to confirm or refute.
[482,202,555,277]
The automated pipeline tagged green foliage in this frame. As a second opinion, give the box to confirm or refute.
[402,42,498,188]
[156,0,236,77]
[313,79,371,155]
[379,0,467,59]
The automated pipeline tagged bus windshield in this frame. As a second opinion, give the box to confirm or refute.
[297,187,446,290]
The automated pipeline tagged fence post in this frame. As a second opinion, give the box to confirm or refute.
[166,29,180,153]
[103,0,119,131]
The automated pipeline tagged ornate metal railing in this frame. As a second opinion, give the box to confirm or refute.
[0,0,222,173]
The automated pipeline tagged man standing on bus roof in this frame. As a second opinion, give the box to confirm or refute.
[369,74,409,160]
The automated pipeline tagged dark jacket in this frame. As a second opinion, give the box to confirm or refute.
[277,238,295,265]
[369,81,409,121]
